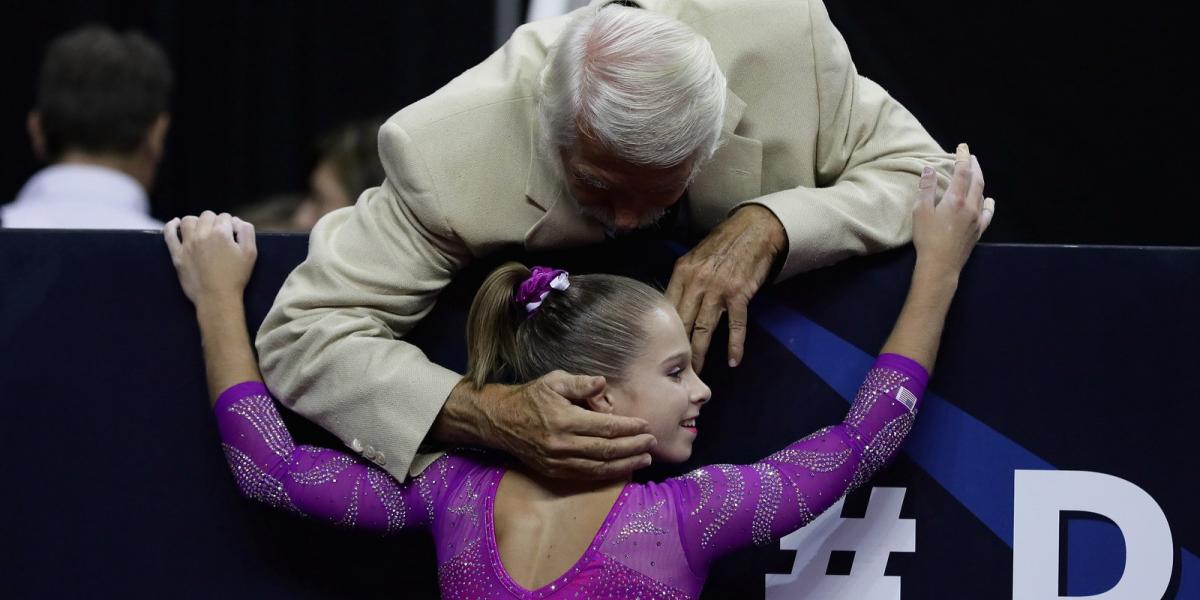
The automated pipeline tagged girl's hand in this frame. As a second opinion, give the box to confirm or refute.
[164,211,257,305]
[912,143,995,279]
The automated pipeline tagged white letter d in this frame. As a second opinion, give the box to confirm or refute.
[1013,470,1173,599]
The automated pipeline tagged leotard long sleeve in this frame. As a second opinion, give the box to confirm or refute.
[214,353,927,598]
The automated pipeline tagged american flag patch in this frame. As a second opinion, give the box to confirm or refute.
[895,386,918,412]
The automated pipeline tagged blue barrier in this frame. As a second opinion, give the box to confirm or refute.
[1,230,1195,599]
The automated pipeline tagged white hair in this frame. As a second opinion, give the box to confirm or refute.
[538,4,727,169]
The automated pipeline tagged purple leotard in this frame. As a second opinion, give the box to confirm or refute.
[215,354,927,598]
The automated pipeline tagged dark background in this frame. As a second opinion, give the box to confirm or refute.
[2,0,1198,244]
[0,1,497,218]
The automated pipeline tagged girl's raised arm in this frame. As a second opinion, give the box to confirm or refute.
[669,144,993,571]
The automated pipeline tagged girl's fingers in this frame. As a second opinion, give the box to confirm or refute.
[979,197,996,237]
[231,216,243,241]
[215,213,234,239]
[234,218,257,255]
[180,215,198,238]
[163,218,182,258]
[916,165,937,213]
[966,155,985,211]
[944,143,971,207]
[197,210,216,237]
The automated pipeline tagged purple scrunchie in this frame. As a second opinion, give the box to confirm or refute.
[514,266,570,314]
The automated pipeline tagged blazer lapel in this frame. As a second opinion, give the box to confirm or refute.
[688,88,763,232]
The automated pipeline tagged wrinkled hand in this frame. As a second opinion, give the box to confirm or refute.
[912,143,995,278]
[666,204,786,372]
[164,211,257,305]
[472,370,656,479]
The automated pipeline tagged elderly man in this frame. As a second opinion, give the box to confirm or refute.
[257,0,964,482]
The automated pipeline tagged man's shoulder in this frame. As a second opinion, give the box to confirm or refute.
[386,0,819,138]
[377,90,540,241]
[373,20,571,241]
[378,17,567,213]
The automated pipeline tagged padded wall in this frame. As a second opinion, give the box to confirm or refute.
[1,230,1195,598]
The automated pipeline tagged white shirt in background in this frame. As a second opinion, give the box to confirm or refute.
[526,0,589,22]
[1,164,161,230]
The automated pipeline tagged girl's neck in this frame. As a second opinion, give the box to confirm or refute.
[510,463,631,501]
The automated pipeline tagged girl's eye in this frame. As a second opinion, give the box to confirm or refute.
[668,367,683,380]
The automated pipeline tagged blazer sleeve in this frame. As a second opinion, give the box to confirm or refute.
[737,0,955,280]
[255,119,470,482]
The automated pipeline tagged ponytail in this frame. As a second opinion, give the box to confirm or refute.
[463,262,529,388]
[463,261,665,389]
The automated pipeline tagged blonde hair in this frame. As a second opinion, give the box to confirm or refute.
[463,262,664,388]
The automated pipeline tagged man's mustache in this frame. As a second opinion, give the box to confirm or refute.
[579,204,668,234]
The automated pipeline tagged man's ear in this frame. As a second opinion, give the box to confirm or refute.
[27,112,47,161]
[144,113,170,161]
[585,391,616,414]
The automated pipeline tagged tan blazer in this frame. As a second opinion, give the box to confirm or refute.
[256,0,954,481]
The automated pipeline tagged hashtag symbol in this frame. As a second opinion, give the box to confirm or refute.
[766,486,915,600]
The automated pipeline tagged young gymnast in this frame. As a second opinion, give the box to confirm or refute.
[165,147,992,598]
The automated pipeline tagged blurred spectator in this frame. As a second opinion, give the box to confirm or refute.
[289,118,385,231]
[235,193,305,232]
[234,119,384,232]
[1,25,172,229]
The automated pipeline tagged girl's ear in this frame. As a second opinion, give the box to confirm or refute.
[585,391,616,414]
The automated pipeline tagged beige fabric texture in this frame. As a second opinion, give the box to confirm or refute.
[256,0,955,481]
